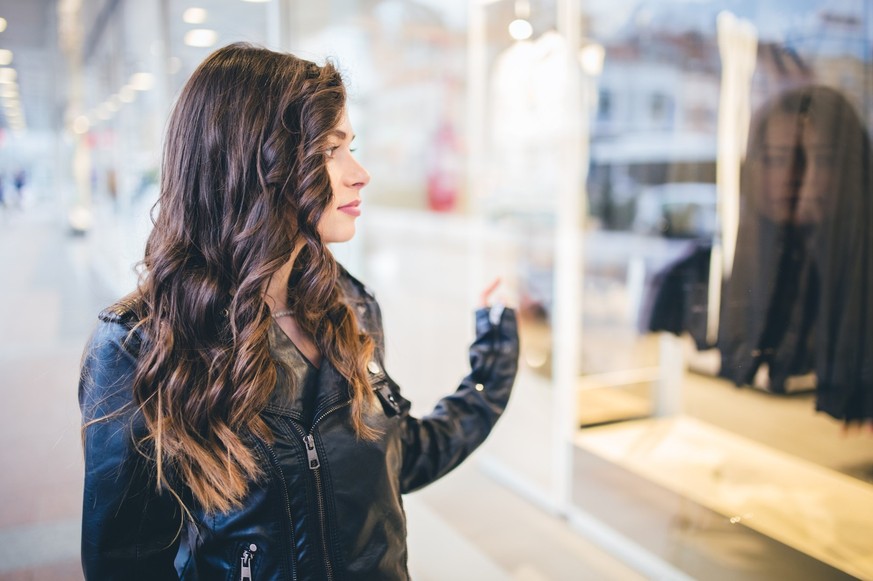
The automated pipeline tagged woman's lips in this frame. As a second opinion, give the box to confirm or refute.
[338,200,361,216]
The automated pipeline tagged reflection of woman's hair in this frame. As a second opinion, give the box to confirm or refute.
[724,84,873,419]
[126,43,377,513]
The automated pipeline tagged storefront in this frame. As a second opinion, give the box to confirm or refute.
[466,2,873,580]
[68,1,873,579]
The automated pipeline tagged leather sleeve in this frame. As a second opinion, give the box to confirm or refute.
[79,320,181,580]
[397,306,519,493]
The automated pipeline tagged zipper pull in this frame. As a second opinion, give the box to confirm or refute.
[240,543,257,581]
[304,434,320,470]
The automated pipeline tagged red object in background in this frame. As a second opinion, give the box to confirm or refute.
[426,120,460,212]
[427,171,456,212]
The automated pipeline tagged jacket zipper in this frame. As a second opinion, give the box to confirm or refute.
[292,400,350,581]
[256,441,298,580]
[303,434,333,580]
[240,543,257,581]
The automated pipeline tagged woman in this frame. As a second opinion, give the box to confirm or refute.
[79,43,518,580]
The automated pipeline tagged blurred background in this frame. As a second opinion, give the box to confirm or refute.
[1,0,872,579]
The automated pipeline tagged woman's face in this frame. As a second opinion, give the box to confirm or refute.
[756,112,834,225]
[318,111,370,244]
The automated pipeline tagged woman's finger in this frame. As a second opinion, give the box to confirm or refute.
[480,277,501,307]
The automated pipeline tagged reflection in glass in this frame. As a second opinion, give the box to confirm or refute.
[721,85,873,422]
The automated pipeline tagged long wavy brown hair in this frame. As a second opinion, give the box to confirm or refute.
[130,43,376,514]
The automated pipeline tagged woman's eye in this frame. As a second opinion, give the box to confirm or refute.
[325,146,340,158]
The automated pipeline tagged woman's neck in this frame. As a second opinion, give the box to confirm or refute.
[264,243,322,367]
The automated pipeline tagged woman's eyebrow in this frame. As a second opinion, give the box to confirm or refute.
[329,129,355,142]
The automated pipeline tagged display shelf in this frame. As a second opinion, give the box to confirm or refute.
[577,376,653,427]
[574,416,873,580]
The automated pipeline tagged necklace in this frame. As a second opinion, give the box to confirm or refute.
[271,309,294,319]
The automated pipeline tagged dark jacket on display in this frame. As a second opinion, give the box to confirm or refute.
[638,240,713,351]
[79,270,519,580]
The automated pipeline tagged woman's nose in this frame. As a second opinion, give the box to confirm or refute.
[350,157,370,188]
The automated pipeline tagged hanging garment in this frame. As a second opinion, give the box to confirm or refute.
[719,220,818,393]
[639,240,714,351]
[488,31,576,207]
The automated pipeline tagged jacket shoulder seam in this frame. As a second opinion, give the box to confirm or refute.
[98,294,143,327]
[337,264,376,300]
[95,295,145,362]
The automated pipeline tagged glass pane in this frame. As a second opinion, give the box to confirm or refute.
[572,1,873,579]
[467,0,566,496]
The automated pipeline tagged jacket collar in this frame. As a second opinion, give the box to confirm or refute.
[264,321,350,422]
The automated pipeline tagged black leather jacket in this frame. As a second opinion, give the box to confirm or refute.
[79,270,519,580]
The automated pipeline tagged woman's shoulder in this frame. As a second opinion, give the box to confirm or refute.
[87,292,147,365]
[337,263,378,303]
[80,294,147,415]
[336,264,386,343]
[98,292,145,327]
